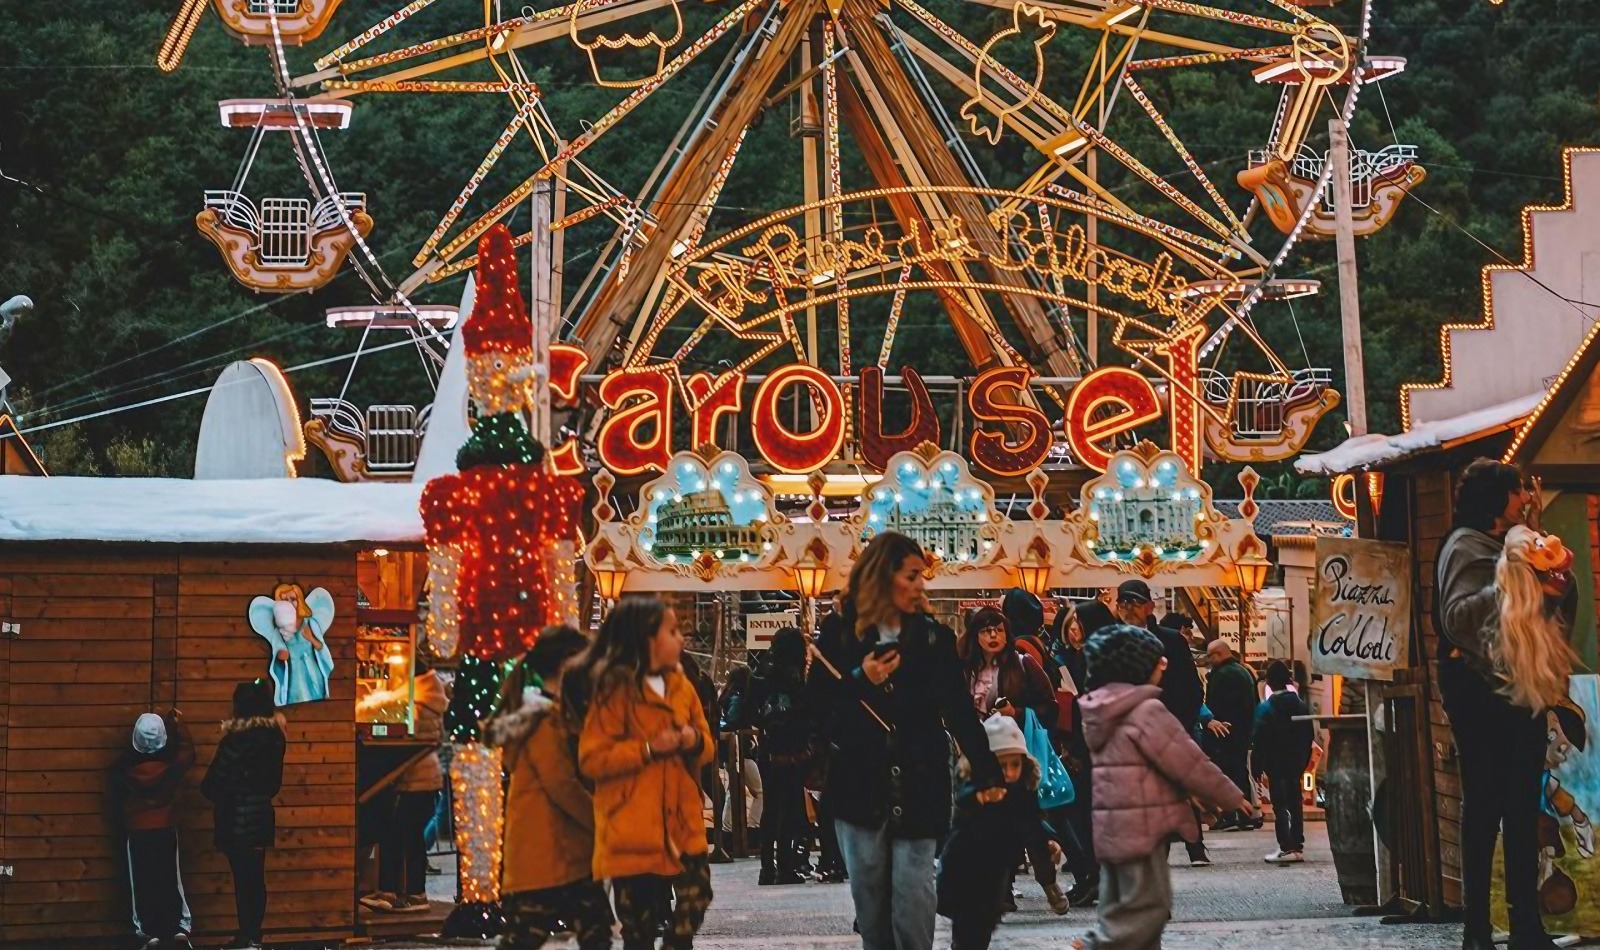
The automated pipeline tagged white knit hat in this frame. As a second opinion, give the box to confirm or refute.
[132,713,167,754]
[984,714,1027,756]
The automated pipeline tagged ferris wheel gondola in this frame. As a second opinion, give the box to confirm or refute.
[197,98,371,293]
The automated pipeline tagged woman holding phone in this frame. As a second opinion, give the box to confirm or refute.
[809,531,1000,950]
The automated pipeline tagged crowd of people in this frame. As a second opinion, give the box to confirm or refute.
[107,532,1319,950]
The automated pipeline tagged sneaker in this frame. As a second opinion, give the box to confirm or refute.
[1189,851,1213,867]
[174,933,194,950]
[1266,850,1305,864]
[1044,881,1071,915]
[360,891,400,911]
[141,938,161,950]
[389,894,430,913]
[426,861,443,875]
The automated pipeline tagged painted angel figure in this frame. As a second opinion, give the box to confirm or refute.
[249,583,336,706]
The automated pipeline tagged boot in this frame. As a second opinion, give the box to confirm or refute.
[773,835,806,885]
[758,828,777,885]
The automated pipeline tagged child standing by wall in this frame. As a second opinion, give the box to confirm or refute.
[484,625,614,950]
[109,708,195,950]
[200,680,286,950]
[1073,625,1250,950]
[937,715,1060,950]
[572,595,715,950]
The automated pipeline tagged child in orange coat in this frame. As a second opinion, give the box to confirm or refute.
[483,626,615,950]
[571,595,715,950]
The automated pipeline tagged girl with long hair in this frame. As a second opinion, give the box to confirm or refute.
[1435,459,1576,950]
[809,531,1000,950]
[572,596,715,950]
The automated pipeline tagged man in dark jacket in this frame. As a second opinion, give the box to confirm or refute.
[1114,579,1210,865]
[109,708,195,949]
[1254,661,1314,863]
[1203,640,1261,831]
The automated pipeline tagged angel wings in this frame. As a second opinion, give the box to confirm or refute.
[248,584,336,707]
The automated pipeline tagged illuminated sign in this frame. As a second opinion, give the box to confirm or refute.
[592,359,1206,478]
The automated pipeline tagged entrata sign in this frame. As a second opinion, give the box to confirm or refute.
[1308,537,1412,681]
[596,354,1206,478]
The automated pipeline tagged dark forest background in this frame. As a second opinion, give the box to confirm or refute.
[2,0,1596,487]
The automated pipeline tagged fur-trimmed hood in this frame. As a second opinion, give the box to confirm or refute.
[219,714,285,736]
[483,691,554,750]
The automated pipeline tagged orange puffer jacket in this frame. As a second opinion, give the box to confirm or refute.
[579,668,715,879]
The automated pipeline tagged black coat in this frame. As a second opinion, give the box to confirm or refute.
[200,719,286,850]
[1253,690,1315,778]
[1148,620,1203,732]
[1206,657,1259,737]
[937,758,1047,921]
[810,606,999,839]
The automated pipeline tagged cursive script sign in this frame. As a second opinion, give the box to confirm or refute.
[1309,537,1412,681]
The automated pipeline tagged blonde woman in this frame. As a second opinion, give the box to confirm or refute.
[1436,460,1576,950]
[808,531,1000,950]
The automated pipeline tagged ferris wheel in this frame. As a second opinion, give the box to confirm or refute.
[159,0,1423,469]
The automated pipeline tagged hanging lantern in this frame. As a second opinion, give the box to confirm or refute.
[1235,551,1272,596]
[791,540,831,601]
[1015,538,1053,598]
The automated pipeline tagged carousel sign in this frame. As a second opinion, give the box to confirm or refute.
[594,357,1209,479]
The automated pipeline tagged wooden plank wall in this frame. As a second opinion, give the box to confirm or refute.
[1411,470,1461,906]
[0,545,359,948]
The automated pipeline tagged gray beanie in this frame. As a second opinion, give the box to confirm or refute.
[1084,623,1165,688]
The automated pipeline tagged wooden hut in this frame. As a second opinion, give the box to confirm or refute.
[1295,146,1600,915]
[0,476,426,948]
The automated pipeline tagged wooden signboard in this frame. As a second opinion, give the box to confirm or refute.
[1309,536,1412,681]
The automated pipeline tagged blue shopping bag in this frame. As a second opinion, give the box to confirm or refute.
[1023,708,1075,810]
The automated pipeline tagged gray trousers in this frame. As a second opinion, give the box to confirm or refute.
[1082,847,1172,950]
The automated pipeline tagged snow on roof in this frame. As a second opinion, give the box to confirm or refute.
[1295,391,1545,476]
[0,476,424,545]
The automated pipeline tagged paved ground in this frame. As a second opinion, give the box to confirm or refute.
[386,823,1463,949]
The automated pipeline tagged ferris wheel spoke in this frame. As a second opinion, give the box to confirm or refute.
[434,0,769,273]
[1120,73,1245,235]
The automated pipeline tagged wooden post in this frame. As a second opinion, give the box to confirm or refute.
[1329,118,1368,438]
[530,179,554,447]
[1332,117,1388,906]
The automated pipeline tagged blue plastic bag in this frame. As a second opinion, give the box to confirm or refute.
[1023,708,1076,810]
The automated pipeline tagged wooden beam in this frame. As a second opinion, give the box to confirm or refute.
[573,0,822,366]
[837,71,1006,371]
[844,0,1077,380]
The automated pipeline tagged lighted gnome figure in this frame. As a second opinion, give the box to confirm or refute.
[420,223,584,936]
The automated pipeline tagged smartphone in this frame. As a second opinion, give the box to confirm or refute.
[871,642,900,659]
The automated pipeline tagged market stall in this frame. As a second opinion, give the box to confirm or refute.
[0,476,434,948]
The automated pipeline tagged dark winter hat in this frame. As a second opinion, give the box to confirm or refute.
[1002,588,1044,639]
[1085,623,1165,687]
[1115,579,1153,605]
[1075,600,1117,639]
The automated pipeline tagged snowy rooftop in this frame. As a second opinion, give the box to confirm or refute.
[0,476,425,544]
[1295,391,1543,476]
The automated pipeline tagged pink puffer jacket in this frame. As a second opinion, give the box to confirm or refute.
[1080,682,1245,863]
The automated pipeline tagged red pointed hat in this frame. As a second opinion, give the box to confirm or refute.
[461,224,532,357]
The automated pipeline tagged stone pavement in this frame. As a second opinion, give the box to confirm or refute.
[382,822,1461,949]
[688,824,1460,949]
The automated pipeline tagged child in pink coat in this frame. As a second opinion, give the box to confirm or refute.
[1073,624,1251,949]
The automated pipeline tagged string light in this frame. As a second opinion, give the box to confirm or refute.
[1403,146,1600,431]
[450,742,505,902]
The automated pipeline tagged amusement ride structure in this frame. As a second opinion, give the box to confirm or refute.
[158,0,1426,481]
